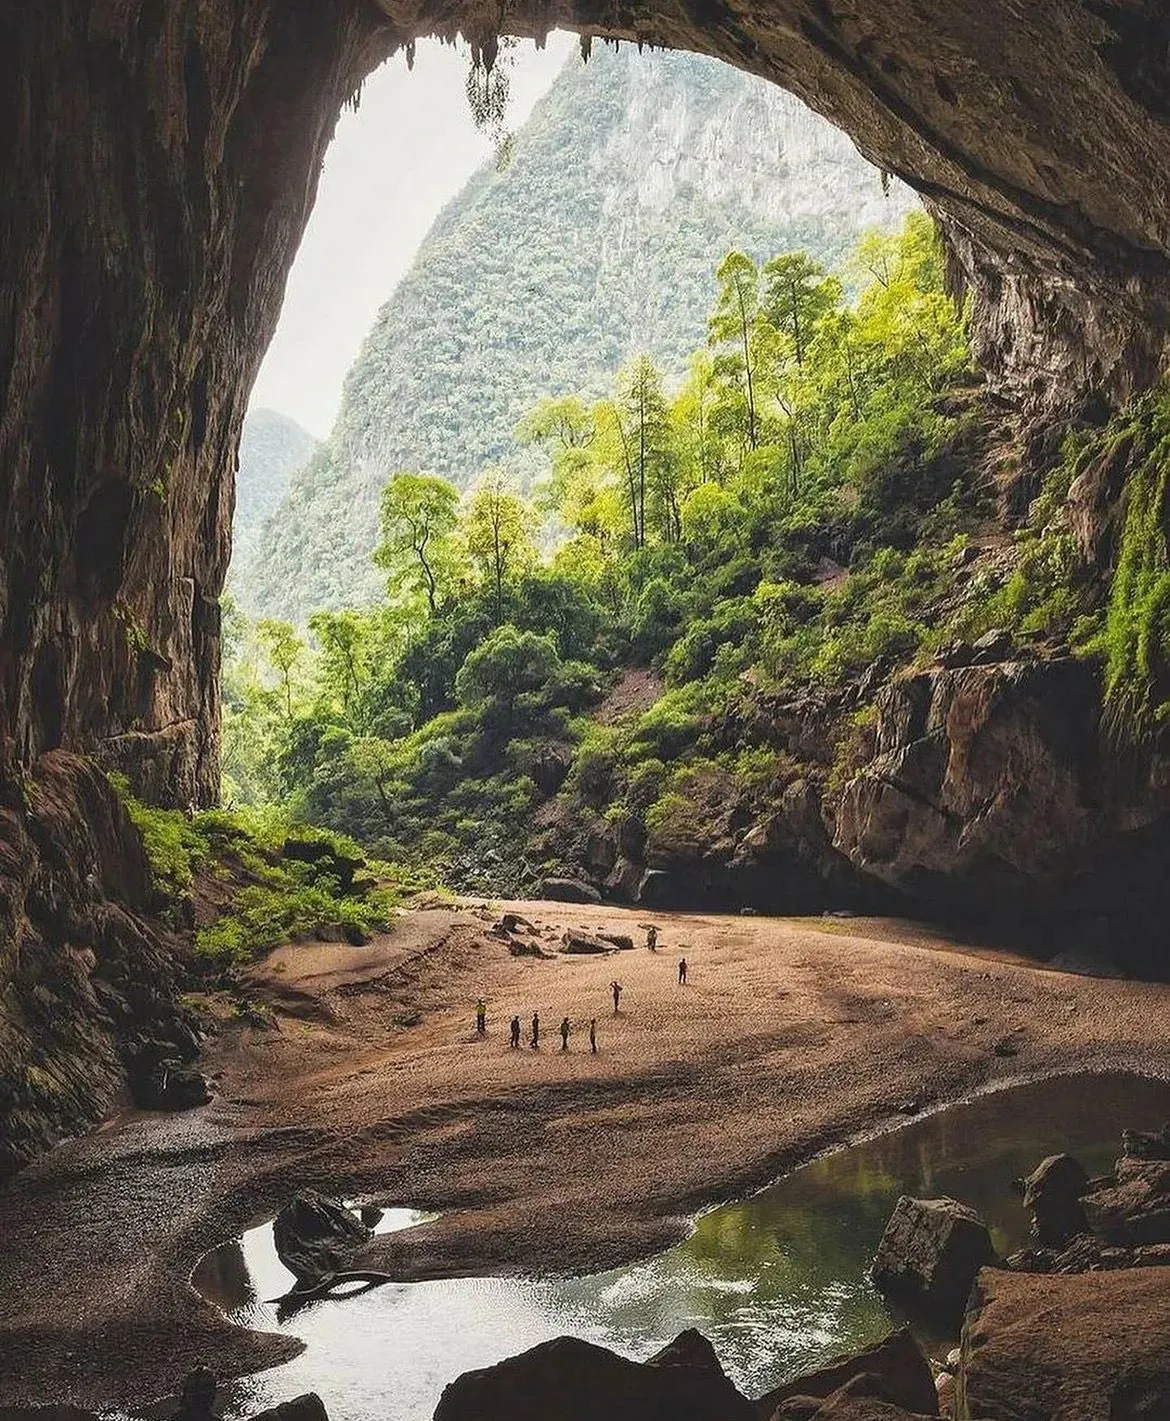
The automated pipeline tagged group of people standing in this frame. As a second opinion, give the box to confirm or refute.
[474,924,690,1057]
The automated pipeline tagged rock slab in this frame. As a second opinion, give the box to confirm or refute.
[958,1266,1170,1420]
[434,1332,755,1421]
[872,1196,996,1322]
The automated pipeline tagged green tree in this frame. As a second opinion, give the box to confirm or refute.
[256,618,304,722]
[375,472,461,615]
[762,251,841,368]
[709,250,763,452]
[464,472,535,623]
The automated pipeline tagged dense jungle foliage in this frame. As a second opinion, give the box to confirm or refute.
[219,212,993,890]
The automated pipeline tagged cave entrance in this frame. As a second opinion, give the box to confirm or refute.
[217,32,920,815]
[2,3,1167,813]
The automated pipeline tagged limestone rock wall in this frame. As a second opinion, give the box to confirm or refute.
[0,0,394,807]
[832,658,1170,959]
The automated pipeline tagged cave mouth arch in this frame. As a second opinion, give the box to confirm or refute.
[2,1,1167,810]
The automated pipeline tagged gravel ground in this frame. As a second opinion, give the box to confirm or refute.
[2,901,1169,1411]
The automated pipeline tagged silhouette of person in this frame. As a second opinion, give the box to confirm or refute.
[611,980,622,1014]
[560,1016,571,1051]
[530,1012,540,1049]
[589,1017,597,1054]
[476,999,487,1035]
[678,958,687,985]
[510,1015,521,1049]
[646,925,658,951]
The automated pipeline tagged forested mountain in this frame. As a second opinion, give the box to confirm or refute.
[231,409,318,588]
[240,44,916,619]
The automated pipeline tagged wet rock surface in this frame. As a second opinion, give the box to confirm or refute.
[271,1191,372,1288]
[433,1332,755,1421]
[872,1195,997,1322]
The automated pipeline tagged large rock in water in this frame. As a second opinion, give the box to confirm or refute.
[872,1196,996,1322]
[958,1266,1170,1419]
[1019,1152,1090,1247]
[757,1329,939,1417]
[433,1333,755,1421]
[272,1190,371,1287]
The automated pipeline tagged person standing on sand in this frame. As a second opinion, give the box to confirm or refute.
[530,1012,540,1049]
[646,925,658,952]
[476,999,487,1035]
[678,958,687,985]
[590,1017,597,1054]
[611,980,622,1014]
[510,1015,521,1049]
[560,1016,571,1051]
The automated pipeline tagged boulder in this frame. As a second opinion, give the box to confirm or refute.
[770,1375,935,1419]
[560,930,612,954]
[756,1329,938,1417]
[1083,1157,1170,1245]
[872,1196,996,1322]
[500,912,535,933]
[433,1333,755,1421]
[597,931,635,951]
[272,1190,371,1286]
[1019,1153,1089,1246]
[509,939,547,958]
[958,1266,1170,1419]
[248,1397,330,1421]
[540,877,601,904]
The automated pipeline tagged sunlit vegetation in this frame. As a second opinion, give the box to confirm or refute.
[221,213,988,889]
[110,777,399,963]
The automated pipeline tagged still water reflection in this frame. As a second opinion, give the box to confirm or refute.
[175,1073,1170,1421]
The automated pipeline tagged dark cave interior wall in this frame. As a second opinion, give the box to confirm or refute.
[0,0,395,808]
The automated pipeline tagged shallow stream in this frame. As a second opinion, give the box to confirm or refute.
[168,1072,1170,1421]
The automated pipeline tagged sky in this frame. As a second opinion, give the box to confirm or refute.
[249,35,576,440]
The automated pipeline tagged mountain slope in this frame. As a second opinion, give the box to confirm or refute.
[241,46,916,619]
[231,409,318,591]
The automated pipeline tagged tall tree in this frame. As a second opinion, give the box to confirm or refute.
[256,618,304,722]
[464,472,535,624]
[709,251,763,452]
[375,472,461,615]
[762,252,842,368]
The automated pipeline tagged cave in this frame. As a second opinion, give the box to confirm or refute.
[4,6,1170,1408]
[2,0,1169,816]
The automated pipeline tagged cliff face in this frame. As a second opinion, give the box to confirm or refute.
[0,0,393,809]
[244,47,916,620]
[832,659,1170,955]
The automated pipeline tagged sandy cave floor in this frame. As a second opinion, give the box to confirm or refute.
[2,900,1170,1410]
